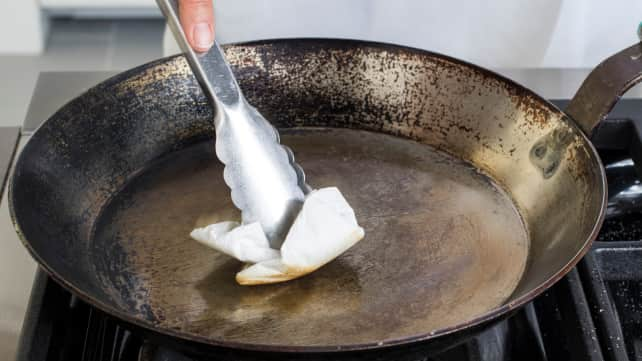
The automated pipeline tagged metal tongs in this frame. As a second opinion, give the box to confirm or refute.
[157,0,309,247]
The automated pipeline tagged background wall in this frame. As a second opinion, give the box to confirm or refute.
[0,0,47,54]
[9,0,639,68]
[164,0,642,69]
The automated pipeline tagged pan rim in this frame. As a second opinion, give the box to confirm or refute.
[8,37,608,353]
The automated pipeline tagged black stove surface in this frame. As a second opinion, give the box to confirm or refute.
[14,99,642,361]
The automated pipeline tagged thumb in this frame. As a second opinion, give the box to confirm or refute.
[179,0,215,52]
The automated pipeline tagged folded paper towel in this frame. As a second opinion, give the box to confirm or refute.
[191,187,365,285]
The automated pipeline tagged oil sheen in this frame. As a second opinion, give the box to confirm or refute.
[92,127,530,346]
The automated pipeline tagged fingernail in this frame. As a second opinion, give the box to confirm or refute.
[192,23,213,51]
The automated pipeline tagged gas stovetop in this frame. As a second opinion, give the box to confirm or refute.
[8,73,642,361]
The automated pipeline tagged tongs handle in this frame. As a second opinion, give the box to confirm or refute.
[156,0,241,112]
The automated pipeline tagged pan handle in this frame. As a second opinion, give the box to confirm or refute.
[566,26,642,134]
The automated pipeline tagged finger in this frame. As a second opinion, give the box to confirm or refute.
[179,0,215,52]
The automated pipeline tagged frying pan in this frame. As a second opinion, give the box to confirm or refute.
[9,39,642,358]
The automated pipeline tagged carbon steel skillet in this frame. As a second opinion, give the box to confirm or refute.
[9,39,642,358]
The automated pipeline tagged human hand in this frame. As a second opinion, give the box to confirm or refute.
[178,0,215,52]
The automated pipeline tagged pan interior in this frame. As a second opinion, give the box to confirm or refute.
[91,127,529,347]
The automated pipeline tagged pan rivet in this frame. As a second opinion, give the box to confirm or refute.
[533,144,547,158]
[544,159,560,178]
